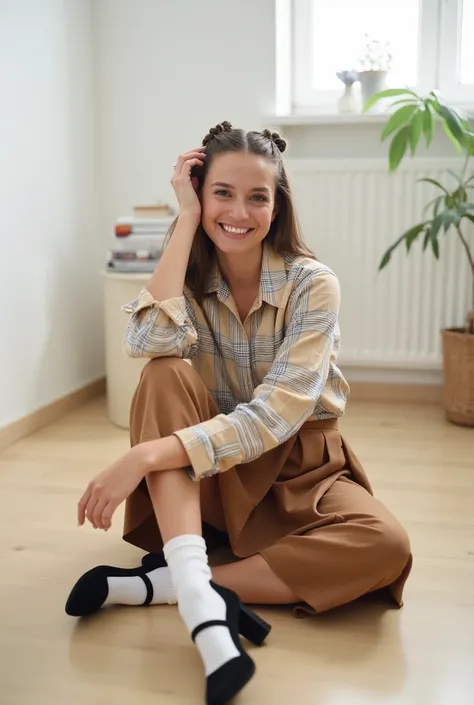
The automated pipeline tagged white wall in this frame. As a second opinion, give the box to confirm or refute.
[0,0,104,428]
[92,0,276,243]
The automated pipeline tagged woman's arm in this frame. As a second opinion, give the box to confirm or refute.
[147,146,204,299]
[121,147,205,359]
[146,213,198,300]
[122,287,199,359]
[77,436,191,529]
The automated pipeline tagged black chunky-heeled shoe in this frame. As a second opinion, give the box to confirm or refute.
[142,553,272,647]
[194,581,267,705]
[65,553,167,616]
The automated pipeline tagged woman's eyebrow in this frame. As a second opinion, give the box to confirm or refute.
[211,181,271,194]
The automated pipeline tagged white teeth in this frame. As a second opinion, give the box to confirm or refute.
[221,224,251,234]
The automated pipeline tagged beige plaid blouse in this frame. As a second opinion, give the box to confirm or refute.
[122,242,349,480]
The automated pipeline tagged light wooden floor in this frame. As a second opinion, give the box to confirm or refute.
[1,397,473,705]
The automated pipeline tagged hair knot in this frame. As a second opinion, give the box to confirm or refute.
[262,128,286,153]
[202,121,233,146]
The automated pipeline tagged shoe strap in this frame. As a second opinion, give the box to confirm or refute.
[141,574,154,606]
[191,620,228,643]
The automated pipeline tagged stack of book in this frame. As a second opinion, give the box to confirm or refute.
[107,205,175,273]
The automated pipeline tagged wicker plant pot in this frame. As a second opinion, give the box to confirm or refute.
[442,328,474,427]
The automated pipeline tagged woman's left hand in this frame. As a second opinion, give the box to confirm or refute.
[77,443,153,531]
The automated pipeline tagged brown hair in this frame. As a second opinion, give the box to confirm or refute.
[165,120,314,301]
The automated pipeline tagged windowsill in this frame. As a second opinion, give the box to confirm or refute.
[268,113,389,126]
[268,106,474,127]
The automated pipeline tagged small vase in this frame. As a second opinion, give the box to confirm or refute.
[358,70,388,111]
[337,84,359,114]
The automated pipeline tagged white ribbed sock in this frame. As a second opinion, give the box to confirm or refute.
[103,567,177,606]
[163,534,240,677]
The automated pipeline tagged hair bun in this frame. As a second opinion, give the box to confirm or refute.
[272,133,287,153]
[202,120,233,146]
[262,128,287,153]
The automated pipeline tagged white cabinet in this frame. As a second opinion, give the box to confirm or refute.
[102,271,148,429]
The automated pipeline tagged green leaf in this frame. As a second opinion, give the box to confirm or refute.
[418,177,450,195]
[423,229,431,251]
[452,185,467,203]
[404,222,427,252]
[439,209,461,232]
[440,119,464,155]
[466,134,474,156]
[430,213,444,243]
[463,213,474,225]
[422,106,434,147]
[363,88,418,113]
[389,98,423,108]
[389,127,410,172]
[435,104,468,152]
[444,193,455,210]
[423,195,444,217]
[381,104,419,141]
[459,116,474,154]
[429,214,443,259]
[379,249,392,270]
[428,214,444,259]
[378,231,409,270]
[409,111,423,155]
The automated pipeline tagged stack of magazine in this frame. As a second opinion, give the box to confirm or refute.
[107,205,175,273]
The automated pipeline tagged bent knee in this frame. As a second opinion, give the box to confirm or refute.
[369,516,411,576]
[140,357,195,387]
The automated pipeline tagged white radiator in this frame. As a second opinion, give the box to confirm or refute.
[286,158,472,373]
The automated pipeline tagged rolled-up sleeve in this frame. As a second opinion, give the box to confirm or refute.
[174,268,340,480]
[122,288,198,359]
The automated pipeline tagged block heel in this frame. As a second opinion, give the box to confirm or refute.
[238,602,272,646]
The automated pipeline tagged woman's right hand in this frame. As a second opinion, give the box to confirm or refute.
[170,147,206,222]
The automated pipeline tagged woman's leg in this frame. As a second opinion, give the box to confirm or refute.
[145,468,300,604]
[212,555,301,604]
[199,474,301,604]
[258,476,412,614]
[67,357,297,616]
[130,360,258,700]
[146,467,202,544]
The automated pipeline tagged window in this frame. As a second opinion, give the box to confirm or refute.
[310,0,420,91]
[460,0,474,84]
[284,0,474,113]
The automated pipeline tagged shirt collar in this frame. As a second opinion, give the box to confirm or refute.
[204,241,288,308]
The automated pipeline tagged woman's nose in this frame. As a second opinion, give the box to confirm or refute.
[229,201,250,222]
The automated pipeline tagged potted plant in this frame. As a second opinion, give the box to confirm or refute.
[358,35,393,109]
[364,88,474,427]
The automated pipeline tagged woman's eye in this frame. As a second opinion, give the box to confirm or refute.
[213,190,268,203]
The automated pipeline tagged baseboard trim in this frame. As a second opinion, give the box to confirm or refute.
[0,377,106,452]
[349,381,443,404]
[0,377,442,452]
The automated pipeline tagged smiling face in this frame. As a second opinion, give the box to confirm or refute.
[200,151,279,256]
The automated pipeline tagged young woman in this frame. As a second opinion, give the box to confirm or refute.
[66,122,412,705]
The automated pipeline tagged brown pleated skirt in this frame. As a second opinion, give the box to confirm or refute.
[123,358,412,615]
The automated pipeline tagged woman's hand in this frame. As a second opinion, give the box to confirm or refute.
[171,146,206,221]
[77,443,154,531]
